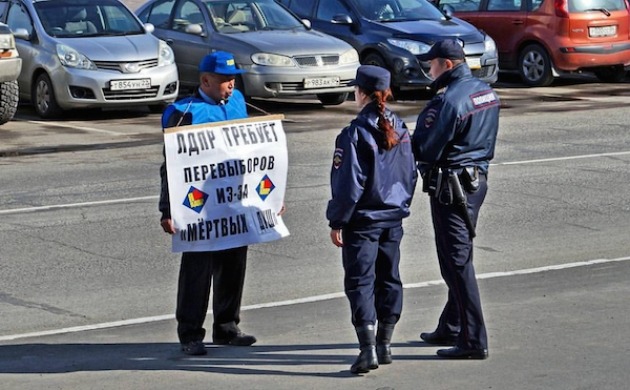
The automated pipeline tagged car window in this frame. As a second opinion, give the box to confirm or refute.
[439,0,482,12]
[173,0,204,32]
[33,1,145,38]
[0,2,8,21]
[569,0,626,12]
[354,0,445,21]
[138,0,176,28]
[530,0,544,11]
[316,0,351,21]
[487,0,521,11]
[204,0,303,33]
[6,2,33,36]
[281,0,314,17]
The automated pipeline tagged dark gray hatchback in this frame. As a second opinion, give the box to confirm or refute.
[277,0,499,88]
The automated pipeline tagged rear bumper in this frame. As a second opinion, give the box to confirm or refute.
[554,41,630,70]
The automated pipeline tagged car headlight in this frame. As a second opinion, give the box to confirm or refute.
[339,49,359,65]
[0,33,16,53]
[251,53,295,67]
[158,40,175,66]
[56,44,96,70]
[387,38,431,56]
[484,35,497,53]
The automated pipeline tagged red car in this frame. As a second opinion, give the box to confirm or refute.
[436,0,630,86]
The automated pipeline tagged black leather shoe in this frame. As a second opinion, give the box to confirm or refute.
[420,331,458,346]
[181,340,207,356]
[213,332,257,346]
[436,346,488,359]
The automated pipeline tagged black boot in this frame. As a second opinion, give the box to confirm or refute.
[376,322,395,364]
[350,324,378,374]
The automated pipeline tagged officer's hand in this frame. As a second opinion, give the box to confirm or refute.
[161,218,176,235]
[330,229,343,247]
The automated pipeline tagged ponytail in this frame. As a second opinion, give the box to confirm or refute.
[371,89,399,150]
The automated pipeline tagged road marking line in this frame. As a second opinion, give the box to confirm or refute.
[20,119,128,136]
[1,255,628,342]
[2,149,630,216]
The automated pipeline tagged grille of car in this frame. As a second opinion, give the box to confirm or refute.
[294,55,339,67]
[274,79,353,92]
[102,86,160,100]
[93,59,159,73]
[472,65,495,79]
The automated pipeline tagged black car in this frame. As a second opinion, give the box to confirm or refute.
[277,0,499,88]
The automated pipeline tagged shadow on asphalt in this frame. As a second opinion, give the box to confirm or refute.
[0,341,442,376]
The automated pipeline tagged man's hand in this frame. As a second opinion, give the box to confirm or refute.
[330,228,343,247]
[161,218,176,234]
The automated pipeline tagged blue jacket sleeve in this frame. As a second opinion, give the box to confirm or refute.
[326,127,366,229]
[412,97,459,173]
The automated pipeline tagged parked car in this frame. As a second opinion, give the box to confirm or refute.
[135,0,361,105]
[276,0,499,90]
[434,0,630,86]
[0,22,21,124]
[0,0,179,118]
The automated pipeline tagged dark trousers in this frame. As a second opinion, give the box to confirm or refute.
[430,177,488,350]
[175,246,248,344]
[342,225,404,327]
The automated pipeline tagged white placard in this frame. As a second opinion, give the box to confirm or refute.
[164,114,289,252]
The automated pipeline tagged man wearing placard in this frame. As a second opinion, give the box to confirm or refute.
[159,51,259,356]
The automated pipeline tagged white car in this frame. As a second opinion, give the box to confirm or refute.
[1,0,179,118]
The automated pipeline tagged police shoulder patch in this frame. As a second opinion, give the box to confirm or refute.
[424,107,440,129]
[333,148,343,169]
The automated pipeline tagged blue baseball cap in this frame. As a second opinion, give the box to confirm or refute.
[348,65,391,92]
[199,51,245,75]
[418,39,465,61]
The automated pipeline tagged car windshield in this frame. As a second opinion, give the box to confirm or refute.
[569,0,627,12]
[353,0,446,22]
[34,0,145,38]
[203,0,304,33]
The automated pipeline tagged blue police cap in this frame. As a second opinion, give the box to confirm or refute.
[199,51,245,75]
[348,65,391,92]
[418,39,465,61]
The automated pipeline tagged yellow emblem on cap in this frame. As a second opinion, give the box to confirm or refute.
[227,59,235,66]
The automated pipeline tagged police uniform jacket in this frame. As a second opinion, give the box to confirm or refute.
[159,88,248,219]
[412,63,500,176]
[327,102,417,229]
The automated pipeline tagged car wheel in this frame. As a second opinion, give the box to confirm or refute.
[33,73,62,119]
[364,53,387,69]
[594,65,626,83]
[518,44,554,87]
[317,93,348,106]
[0,81,19,125]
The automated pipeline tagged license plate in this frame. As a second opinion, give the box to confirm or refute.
[466,57,481,70]
[110,79,151,91]
[304,77,340,89]
[589,25,616,37]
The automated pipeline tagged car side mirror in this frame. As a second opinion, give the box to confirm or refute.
[442,5,454,18]
[12,27,30,41]
[144,23,155,34]
[301,19,312,29]
[331,14,353,25]
[185,23,206,37]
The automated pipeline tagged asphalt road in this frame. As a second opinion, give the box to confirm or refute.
[1,77,630,389]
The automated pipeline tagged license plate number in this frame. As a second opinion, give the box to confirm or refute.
[304,77,340,89]
[466,57,481,70]
[589,25,616,37]
[110,79,151,91]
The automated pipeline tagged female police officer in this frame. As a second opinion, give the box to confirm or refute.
[326,65,417,374]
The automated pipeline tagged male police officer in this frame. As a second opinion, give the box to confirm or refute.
[159,51,256,356]
[412,39,500,359]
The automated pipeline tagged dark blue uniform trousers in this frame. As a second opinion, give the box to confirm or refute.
[342,225,404,327]
[176,246,247,344]
[430,177,488,350]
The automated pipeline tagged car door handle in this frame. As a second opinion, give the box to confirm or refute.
[512,20,524,25]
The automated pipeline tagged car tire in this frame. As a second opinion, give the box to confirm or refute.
[0,80,19,125]
[317,92,348,106]
[518,44,554,87]
[364,53,387,69]
[594,65,626,83]
[33,73,62,119]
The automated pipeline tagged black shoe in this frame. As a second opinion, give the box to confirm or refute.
[436,346,488,359]
[213,332,257,346]
[420,331,458,346]
[181,340,207,356]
